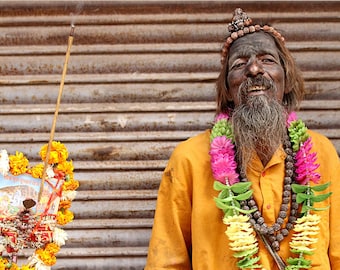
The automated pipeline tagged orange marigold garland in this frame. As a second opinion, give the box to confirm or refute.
[0,141,78,270]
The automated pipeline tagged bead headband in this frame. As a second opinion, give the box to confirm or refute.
[221,8,286,64]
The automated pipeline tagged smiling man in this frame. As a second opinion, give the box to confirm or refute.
[145,8,340,270]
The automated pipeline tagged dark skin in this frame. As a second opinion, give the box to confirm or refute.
[226,31,292,165]
[226,31,290,106]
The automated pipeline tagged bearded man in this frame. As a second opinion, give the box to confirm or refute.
[145,9,340,270]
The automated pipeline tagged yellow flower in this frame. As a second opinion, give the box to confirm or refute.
[289,214,320,252]
[40,141,68,164]
[36,248,57,266]
[63,178,80,191]
[29,163,44,178]
[57,160,74,175]
[57,209,74,225]
[45,242,60,254]
[59,199,72,210]
[9,263,19,270]
[19,266,35,270]
[224,215,258,252]
[9,151,29,175]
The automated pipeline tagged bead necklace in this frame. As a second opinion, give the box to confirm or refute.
[210,112,331,270]
[239,133,299,252]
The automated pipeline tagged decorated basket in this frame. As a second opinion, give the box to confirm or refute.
[0,26,78,269]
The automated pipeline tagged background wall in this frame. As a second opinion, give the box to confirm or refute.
[0,1,339,269]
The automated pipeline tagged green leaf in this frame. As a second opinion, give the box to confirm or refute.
[218,189,230,199]
[237,207,257,215]
[237,256,261,268]
[214,198,230,210]
[296,193,310,204]
[300,204,310,214]
[230,182,252,194]
[223,209,235,217]
[217,196,234,203]
[234,190,254,201]
[217,202,255,215]
[213,181,230,191]
[310,192,332,203]
[233,248,258,258]
[286,257,311,267]
[291,183,309,193]
[290,249,314,256]
[309,206,330,212]
[310,182,330,192]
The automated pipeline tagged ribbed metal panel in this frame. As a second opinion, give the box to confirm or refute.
[0,1,339,269]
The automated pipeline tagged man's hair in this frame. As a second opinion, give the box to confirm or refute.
[215,31,305,114]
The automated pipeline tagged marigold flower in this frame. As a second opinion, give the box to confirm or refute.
[59,199,71,210]
[56,160,74,175]
[36,248,57,266]
[56,209,74,225]
[39,141,68,164]
[9,151,29,175]
[44,243,60,254]
[62,178,80,191]
[29,163,44,178]
[19,266,35,270]
[9,263,19,270]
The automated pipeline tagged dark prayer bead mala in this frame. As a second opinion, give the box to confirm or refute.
[239,133,299,251]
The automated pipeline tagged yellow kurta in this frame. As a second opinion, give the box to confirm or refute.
[145,129,340,270]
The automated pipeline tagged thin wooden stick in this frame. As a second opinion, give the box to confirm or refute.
[256,230,286,270]
[38,25,75,202]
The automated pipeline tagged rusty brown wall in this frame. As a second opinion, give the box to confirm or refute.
[0,1,339,269]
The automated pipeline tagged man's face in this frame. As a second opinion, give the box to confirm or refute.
[226,31,287,107]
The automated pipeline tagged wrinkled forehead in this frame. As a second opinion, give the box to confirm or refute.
[228,32,280,63]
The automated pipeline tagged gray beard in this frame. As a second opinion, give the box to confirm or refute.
[232,94,287,174]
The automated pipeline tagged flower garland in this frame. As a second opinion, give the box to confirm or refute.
[210,112,331,270]
[0,141,79,270]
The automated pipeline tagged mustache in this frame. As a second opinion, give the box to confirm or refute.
[239,75,275,93]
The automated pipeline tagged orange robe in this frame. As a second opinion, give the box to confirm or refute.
[145,129,340,270]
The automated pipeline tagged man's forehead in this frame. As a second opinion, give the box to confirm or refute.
[228,32,278,58]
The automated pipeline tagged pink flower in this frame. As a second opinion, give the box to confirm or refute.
[294,138,320,185]
[210,136,234,157]
[286,111,297,127]
[215,113,229,122]
[211,157,239,185]
[210,136,239,185]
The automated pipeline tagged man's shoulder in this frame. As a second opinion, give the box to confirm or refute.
[308,129,338,156]
[171,129,211,159]
[308,129,334,145]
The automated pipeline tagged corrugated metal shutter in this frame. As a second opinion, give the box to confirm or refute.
[0,1,339,269]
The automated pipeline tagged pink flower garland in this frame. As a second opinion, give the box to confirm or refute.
[210,111,320,187]
[210,136,239,185]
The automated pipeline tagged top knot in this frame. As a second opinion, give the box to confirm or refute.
[227,8,253,32]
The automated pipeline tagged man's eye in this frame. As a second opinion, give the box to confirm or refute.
[231,62,246,69]
[261,56,276,63]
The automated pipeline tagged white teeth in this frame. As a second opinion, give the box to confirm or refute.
[248,86,266,92]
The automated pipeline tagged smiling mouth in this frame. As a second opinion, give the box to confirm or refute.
[247,86,267,93]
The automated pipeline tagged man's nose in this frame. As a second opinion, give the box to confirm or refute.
[246,58,264,77]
